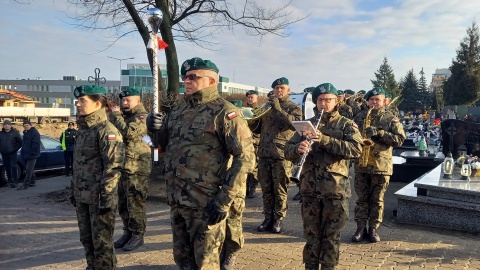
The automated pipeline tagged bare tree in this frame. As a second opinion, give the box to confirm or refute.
[65,0,303,96]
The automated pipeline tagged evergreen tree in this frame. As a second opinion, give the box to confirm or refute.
[444,21,480,105]
[418,68,432,111]
[399,69,421,113]
[371,56,400,97]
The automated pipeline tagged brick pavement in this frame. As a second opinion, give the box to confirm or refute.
[1,175,479,270]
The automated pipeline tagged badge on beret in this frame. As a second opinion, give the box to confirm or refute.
[320,86,326,93]
[74,88,81,98]
[373,90,378,95]
[183,61,191,71]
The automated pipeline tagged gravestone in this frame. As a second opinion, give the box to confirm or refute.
[441,119,480,158]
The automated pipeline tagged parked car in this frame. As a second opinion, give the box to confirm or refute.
[0,135,65,186]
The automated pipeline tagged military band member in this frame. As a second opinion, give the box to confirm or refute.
[385,93,399,117]
[245,89,260,198]
[352,87,406,243]
[356,90,369,112]
[345,89,360,117]
[146,57,255,269]
[70,85,125,270]
[253,77,302,233]
[109,87,151,251]
[336,90,353,119]
[285,83,362,270]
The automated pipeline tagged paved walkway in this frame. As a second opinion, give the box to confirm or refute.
[1,175,480,270]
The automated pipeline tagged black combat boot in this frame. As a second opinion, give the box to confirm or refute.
[351,227,368,242]
[369,228,381,243]
[257,217,273,232]
[271,219,283,233]
[320,264,335,270]
[246,184,257,198]
[293,190,302,201]
[123,233,144,251]
[221,253,237,270]
[305,263,319,270]
[114,231,132,249]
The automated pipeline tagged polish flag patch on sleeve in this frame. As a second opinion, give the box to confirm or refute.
[227,111,237,120]
[108,134,116,140]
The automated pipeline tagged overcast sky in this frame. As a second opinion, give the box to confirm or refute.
[0,0,479,92]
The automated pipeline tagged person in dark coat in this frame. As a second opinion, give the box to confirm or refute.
[0,120,22,187]
[17,120,41,190]
[59,122,77,176]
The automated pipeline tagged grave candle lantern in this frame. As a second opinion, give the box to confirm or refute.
[443,152,454,179]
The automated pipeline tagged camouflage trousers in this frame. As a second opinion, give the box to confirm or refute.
[223,197,245,255]
[76,202,117,270]
[258,158,291,219]
[247,159,259,189]
[171,205,226,270]
[118,172,149,235]
[354,173,390,229]
[301,196,348,268]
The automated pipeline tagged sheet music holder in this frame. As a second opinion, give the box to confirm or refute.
[292,121,317,137]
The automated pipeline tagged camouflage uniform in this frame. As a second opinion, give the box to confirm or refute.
[109,103,151,237]
[388,106,400,118]
[346,98,361,117]
[71,108,124,270]
[353,107,405,229]
[157,85,255,269]
[254,96,302,220]
[246,101,260,193]
[285,110,362,269]
[337,103,353,119]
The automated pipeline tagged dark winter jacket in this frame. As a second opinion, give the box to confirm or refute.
[21,127,41,160]
[59,128,77,151]
[0,127,22,154]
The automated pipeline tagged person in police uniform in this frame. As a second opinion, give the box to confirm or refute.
[252,77,302,233]
[336,90,353,119]
[109,87,152,251]
[245,89,260,198]
[59,122,76,176]
[352,87,406,243]
[285,83,362,270]
[146,57,255,269]
[70,85,125,270]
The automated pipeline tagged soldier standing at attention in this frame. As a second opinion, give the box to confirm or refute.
[253,77,302,233]
[352,87,405,243]
[336,90,353,119]
[70,85,124,270]
[245,89,260,198]
[146,57,255,269]
[109,87,152,251]
[285,83,363,270]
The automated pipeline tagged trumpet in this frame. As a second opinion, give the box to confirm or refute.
[290,109,324,184]
[242,94,278,122]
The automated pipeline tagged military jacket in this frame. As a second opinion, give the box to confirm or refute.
[254,96,302,159]
[246,102,260,150]
[285,110,362,198]
[354,107,406,175]
[338,103,353,119]
[109,103,151,176]
[346,98,361,117]
[71,109,125,204]
[158,85,255,211]
[388,106,400,118]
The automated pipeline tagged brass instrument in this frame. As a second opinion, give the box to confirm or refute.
[242,100,273,122]
[290,109,324,184]
[388,95,401,108]
[359,107,374,167]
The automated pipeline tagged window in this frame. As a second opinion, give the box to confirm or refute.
[41,136,61,150]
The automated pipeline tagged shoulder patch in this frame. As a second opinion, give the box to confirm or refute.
[227,111,237,120]
[108,134,117,140]
[392,119,400,123]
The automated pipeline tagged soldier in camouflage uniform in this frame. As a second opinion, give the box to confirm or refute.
[245,89,260,198]
[147,57,255,270]
[109,87,152,251]
[385,93,399,117]
[336,90,353,119]
[285,83,363,270]
[344,89,360,117]
[70,85,125,270]
[252,77,302,233]
[352,87,405,243]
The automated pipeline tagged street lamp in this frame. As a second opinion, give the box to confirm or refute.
[107,56,134,82]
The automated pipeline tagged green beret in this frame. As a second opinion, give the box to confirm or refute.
[385,93,392,99]
[312,83,338,103]
[246,90,259,97]
[119,87,140,98]
[358,90,366,95]
[271,77,289,88]
[73,85,106,98]
[344,89,355,95]
[303,87,315,93]
[267,90,274,97]
[337,90,345,95]
[180,57,219,76]
[364,87,386,101]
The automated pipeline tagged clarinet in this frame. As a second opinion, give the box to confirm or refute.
[290,109,324,184]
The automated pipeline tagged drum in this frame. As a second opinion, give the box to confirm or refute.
[289,92,315,120]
